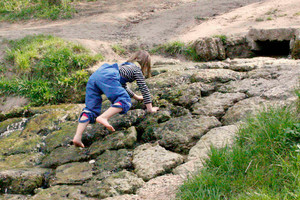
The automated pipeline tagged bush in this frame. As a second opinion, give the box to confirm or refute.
[177,103,300,200]
[0,34,103,106]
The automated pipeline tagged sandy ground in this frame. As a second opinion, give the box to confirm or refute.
[176,0,300,42]
[0,0,266,61]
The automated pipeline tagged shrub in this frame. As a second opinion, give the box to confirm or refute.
[0,34,103,106]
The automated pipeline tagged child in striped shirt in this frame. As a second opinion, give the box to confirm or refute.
[72,50,159,148]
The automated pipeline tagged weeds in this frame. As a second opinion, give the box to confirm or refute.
[255,17,264,22]
[151,41,199,61]
[0,0,76,21]
[112,44,126,56]
[177,102,300,199]
[0,34,103,106]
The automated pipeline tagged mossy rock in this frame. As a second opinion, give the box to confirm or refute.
[88,126,137,158]
[0,153,43,170]
[110,109,146,131]
[28,104,84,115]
[0,194,29,199]
[0,107,27,123]
[154,115,221,154]
[21,111,69,137]
[81,170,144,199]
[31,185,92,200]
[0,118,24,135]
[43,121,77,153]
[291,40,300,59]
[41,146,89,168]
[0,130,42,156]
[155,99,190,117]
[137,111,171,142]
[51,162,94,185]
[94,149,132,173]
[0,168,51,195]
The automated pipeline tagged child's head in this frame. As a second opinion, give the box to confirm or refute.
[127,50,151,78]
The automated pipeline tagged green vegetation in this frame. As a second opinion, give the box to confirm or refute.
[292,40,300,59]
[112,44,126,56]
[255,17,264,22]
[213,35,227,44]
[0,0,77,21]
[151,41,199,61]
[151,41,186,56]
[265,9,279,15]
[177,100,300,199]
[194,16,208,21]
[0,34,103,106]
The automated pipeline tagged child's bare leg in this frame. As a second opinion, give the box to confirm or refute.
[73,116,89,148]
[96,103,122,132]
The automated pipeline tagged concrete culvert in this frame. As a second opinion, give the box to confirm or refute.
[247,28,298,58]
[253,40,291,57]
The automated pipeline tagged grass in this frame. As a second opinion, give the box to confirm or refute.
[0,34,103,106]
[0,0,77,21]
[151,41,199,61]
[177,98,300,199]
[111,44,126,56]
[255,17,264,22]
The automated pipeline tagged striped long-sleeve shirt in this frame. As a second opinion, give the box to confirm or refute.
[119,63,152,104]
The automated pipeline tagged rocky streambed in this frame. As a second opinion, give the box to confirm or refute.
[0,56,299,200]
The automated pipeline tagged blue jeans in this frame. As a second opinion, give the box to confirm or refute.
[79,63,131,123]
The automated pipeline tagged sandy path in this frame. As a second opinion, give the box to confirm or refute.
[0,0,262,49]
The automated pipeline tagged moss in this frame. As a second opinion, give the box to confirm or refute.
[0,107,26,122]
[0,130,42,155]
[43,121,77,153]
[28,103,84,114]
[291,40,300,59]
[0,153,43,170]
[21,111,68,137]
[0,117,23,134]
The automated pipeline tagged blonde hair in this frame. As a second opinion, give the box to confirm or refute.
[127,50,152,78]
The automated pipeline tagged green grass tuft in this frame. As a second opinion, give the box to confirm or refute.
[0,0,76,21]
[177,102,300,200]
[0,34,103,106]
[111,44,126,56]
[151,41,186,56]
[151,41,200,61]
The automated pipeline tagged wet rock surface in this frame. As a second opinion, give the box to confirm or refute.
[0,57,299,199]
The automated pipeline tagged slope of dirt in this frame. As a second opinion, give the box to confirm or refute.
[176,0,300,42]
[0,0,263,60]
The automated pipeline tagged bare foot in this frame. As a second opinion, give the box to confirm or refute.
[96,116,115,132]
[72,139,85,148]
